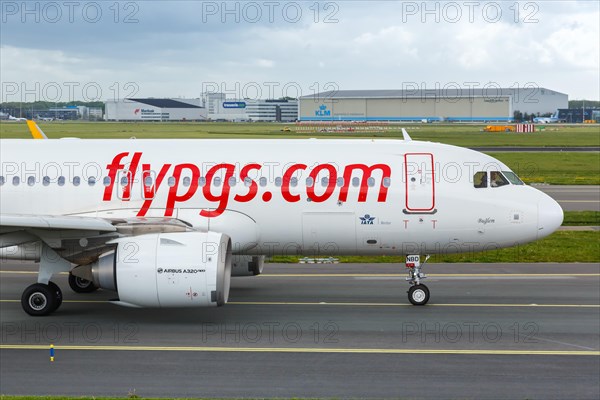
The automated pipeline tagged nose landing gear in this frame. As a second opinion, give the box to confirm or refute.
[405,255,430,305]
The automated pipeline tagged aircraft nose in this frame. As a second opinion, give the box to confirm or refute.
[538,194,564,239]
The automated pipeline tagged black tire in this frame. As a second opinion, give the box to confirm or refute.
[68,273,98,293]
[408,284,430,306]
[21,283,57,316]
[47,281,63,311]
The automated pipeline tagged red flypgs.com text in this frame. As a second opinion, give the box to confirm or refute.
[102,152,391,218]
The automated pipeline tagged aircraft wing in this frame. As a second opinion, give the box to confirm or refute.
[0,214,116,233]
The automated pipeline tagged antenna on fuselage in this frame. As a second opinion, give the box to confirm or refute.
[402,128,412,141]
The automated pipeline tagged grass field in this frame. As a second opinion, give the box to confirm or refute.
[563,211,600,225]
[1,121,599,147]
[487,152,600,184]
[270,231,600,264]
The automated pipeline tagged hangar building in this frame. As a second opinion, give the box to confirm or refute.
[299,88,568,122]
[105,98,207,121]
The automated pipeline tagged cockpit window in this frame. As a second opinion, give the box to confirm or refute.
[490,171,509,188]
[473,171,487,188]
[502,171,524,185]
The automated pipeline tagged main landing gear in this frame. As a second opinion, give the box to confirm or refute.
[405,255,430,306]
[68,272,98,293]
[20,243,71,316]
[21,282,63,316]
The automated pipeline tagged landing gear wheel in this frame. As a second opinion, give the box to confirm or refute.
[68,273,98,293]
[21,283,58,316]
[408,284,430,306]
[47,281,63,311]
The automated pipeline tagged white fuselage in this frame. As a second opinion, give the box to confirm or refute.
[0,139,563,257]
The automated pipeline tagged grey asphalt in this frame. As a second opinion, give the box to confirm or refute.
[1,262,598,399]
[534,184,599,211]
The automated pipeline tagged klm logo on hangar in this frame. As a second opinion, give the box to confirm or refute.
[315,104,331,117]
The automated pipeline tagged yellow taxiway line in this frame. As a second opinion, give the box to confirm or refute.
[0,344,597,356]
[6,271,597,278]
[0,299,597,308]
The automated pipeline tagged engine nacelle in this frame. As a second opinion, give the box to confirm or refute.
[88,232,232,308]
[231,255,265,276]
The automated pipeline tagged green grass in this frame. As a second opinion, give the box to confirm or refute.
[1,121,599,147]
[270,231,600,263]
[488,152,600,185]
[563,211,600,226]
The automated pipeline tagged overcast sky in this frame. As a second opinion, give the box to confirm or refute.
[1,1,598,102]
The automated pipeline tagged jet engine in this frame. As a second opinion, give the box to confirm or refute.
[74,232,232,308]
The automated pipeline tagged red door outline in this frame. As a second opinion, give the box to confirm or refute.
[404,153,435,212]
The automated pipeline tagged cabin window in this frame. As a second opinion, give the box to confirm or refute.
[167,177,176,187]
[102,176,110,187]
[383,177,391,188]
[244,177,252,187]
[120,176,128,186]
[290,177,298,187]
[229,177,237,187]
[73,176,81,186]
[473,172,487,188]
[306,177,315,187]
[27,176,35,186]
[213,176,222,187]
[43,176,50,186]
[0,176,4,186]
[12,176,20,186]
[259,177,267,187]
[198,177,206,187]
[321,177,329,187]
[352,177,360,187]
[367,177,376,187]
[58,176,66,186]
[88,177,96,186]
[337,177,344,187]
[275,177,282,187]
[490,171,509,188]
[503,171,524,185]
[182,177,191,187]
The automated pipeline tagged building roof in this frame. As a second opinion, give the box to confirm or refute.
[127,98,202,108]
[300,88,567,99]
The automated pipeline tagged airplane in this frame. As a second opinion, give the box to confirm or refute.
[0,122,563,316]
[533,111,562,124]
[7,115,27,122]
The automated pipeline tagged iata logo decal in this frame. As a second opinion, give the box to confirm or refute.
[360,214,375,225]
[102,152,391,218]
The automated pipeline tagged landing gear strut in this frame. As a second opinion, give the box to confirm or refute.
[405,255,430,305]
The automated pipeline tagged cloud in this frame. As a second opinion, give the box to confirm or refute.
[1,1,598,101]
